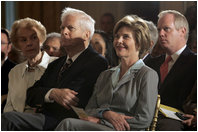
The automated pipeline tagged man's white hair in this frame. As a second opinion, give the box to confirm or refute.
[61,7,95,40]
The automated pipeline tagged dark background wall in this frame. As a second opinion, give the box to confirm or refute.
[1,1,195,33]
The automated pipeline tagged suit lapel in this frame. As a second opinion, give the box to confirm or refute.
[114,69,138,91]
[162,47,191,85]
[57,46,94,87]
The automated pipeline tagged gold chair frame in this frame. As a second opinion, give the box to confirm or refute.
[147,95,161,131]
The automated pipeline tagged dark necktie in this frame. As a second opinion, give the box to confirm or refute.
[58,58,73,80]
[160,56,172,83]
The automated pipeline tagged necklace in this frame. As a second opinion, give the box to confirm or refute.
[27,51,43,72]
[28,65,36,72]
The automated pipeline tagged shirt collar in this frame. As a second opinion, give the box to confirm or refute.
[166,45,186,62]
[67,46,88,62]
[22,51,51,76]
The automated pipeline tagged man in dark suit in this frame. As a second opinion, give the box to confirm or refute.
[2,7,108,130]
[145,10,196,130]
[1,28,16,112]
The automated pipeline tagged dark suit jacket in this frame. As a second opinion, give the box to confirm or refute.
[143,54,152,63]
[145,47,197,111]
[1,59,16,113]
[1,59,16,95]
[26,46,108,129]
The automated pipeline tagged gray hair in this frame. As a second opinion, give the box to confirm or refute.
[144,20,158,51]
[61,7,95,40]
[158,10,189,41]
[43,32,61,46]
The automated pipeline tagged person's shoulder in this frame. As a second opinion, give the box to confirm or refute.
[96,68,114,80]
[43,51,59,64]
[142,64,155,71]
[189,50,197,58]
[183,47,197,56]
[2,59,16,72]
[86,47,108,65]
[48,56,58,63]
[182,47,197,62]
[100,65,118,76]
[140,65,158,76]
[4,59,16,66]
[12,61,26,69]
[49,56,66,65]
[9,61,27,75]
[87,46,106,60]
[95,53,108,63]
[44,56,66,71]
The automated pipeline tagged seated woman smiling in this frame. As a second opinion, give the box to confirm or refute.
[55,15,158,131]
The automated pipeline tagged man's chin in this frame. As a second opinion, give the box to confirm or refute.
[160,42,168,48]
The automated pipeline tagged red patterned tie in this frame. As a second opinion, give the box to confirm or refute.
[160,56,172,83]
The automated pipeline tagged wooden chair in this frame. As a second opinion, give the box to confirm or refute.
[147,95,161,131]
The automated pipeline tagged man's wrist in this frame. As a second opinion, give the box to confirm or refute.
[97,119,101,124]
[98,109,110,118]
[45,88,55,102]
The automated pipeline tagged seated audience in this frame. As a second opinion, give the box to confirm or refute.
[3,17,57,113]
[2,7,108,131]
[55,14,158,131]
[146,10,196,130]
[91,30,118,67]
[1,28,16,113]
[42,32,66,57]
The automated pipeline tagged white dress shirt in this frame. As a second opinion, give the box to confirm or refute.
[167,45,186,73]
[4,51,57,113]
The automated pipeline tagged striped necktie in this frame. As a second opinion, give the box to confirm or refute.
[58,58,73,80]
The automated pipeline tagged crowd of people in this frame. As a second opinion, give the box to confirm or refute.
[1,5,197,131]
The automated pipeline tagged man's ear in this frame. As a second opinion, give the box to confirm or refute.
[180,27,186,37]
[83,31,90,40]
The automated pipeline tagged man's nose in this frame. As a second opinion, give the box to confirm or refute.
[62,27,69,36]
[159,29,165,37]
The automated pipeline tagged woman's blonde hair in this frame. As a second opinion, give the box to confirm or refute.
[113,15,151,58]
[10,17,46,50]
